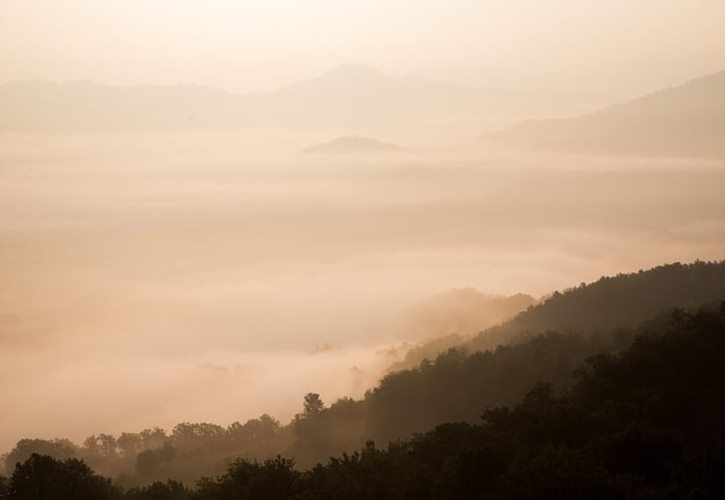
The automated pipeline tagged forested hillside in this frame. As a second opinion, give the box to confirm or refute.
[2,261,723,486]
[401,260,725,367]
[2,305,724,499]
[475,261,725,346]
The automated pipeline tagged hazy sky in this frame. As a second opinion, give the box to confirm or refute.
[2,0,724,94]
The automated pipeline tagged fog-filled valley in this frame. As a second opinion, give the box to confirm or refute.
[2,123,725,454]
[2,2,725,498]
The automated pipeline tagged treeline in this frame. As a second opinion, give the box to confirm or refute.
[3,261,724,484]
[1,416,292,488]
[0,323,636,482]
[2,305,724,499]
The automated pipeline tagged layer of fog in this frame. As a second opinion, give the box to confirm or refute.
[2,130,725,451]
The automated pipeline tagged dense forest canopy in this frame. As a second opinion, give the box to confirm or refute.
[469,260,725,349]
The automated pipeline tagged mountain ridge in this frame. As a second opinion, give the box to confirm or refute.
[0,65,613,132]
[494,69,725,158]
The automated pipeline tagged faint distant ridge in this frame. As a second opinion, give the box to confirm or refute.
[494,69,725,159]
[303,135,402,154]
[0,64,612,133]
[0,80,241,133]
[274,64,388,95]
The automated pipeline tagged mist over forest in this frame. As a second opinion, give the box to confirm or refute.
[2,1,725,498]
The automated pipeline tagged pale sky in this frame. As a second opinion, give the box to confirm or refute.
[1,0,725,94]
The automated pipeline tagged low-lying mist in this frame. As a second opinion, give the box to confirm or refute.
[1,130,725,451]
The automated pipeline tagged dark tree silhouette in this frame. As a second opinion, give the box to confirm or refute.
[301,393,325,419]
[123,480,190,500]
[7,454,119,500]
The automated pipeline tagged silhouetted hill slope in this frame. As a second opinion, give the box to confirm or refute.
[468,260,725,352]
[495,70,725,158]
[303,135,401,154]
[397,261,725,371]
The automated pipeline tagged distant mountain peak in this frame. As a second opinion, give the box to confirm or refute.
[319,64,386,81]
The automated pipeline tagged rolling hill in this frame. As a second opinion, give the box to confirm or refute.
[495,70,725,158]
